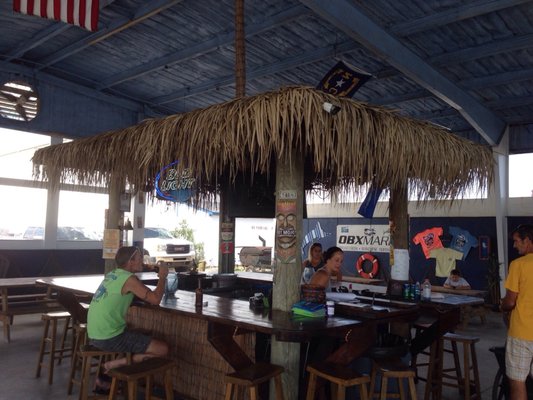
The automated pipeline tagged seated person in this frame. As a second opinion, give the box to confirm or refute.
[308,246,343,291]
[87,246,170,391]
[301,242,324,284]
[443,269,471,289]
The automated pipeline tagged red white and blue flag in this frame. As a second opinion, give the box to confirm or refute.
[13,0,99,32]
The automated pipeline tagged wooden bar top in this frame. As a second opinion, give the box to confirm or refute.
[37,274,365,343]
[430,285,487,297]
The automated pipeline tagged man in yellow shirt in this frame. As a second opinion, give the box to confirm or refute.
[502,224,533,400]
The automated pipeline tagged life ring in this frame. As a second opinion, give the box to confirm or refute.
[356,253,379,279]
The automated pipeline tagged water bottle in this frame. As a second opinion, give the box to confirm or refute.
[302,266,315,284]
[414,281,421,301]
[422,279,432,301]
[165,268,178,298]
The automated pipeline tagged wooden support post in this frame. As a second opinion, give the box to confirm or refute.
[105,176,123,274]
[389,185,410,338]
[271,149,304,400]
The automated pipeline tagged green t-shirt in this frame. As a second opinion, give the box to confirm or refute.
[87,268,134,340]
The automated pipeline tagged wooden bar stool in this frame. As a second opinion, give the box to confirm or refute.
[369,358,417,400]
[224,362,285,400]
[306,361,370,400]
[35,311,73,384]
[107,357,175,400]
[67,322,87,395]
[441,333,481,400]
[78,344,126,400]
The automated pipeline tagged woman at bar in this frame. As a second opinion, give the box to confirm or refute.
[309,246,344,291]
[87,246,170,390]
[301,242,324,284]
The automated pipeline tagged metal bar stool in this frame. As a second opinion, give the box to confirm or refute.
[306,361,370,400]
[107,357,176,400]
[224,362,285,400]
[35,311,73,384]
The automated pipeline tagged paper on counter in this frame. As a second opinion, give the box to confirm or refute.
[326,292,358,302]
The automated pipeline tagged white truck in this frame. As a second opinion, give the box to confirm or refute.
[143,227,196,271]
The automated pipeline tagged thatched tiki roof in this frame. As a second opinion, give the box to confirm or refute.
[33,86,493,204]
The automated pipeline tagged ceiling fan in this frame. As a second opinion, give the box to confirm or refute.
[0,81,39,122]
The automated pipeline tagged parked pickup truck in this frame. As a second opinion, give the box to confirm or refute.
[143,227,195,271]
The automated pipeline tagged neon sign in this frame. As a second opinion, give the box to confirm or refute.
[155,161,196,202]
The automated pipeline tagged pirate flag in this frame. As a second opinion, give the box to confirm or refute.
[317,61,372,98]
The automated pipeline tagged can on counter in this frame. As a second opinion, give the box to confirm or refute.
[410,283,416,300]
[403,283,410,300]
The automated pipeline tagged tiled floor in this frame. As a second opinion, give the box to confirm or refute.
[0,308,507,399]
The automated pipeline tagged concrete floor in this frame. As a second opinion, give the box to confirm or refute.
[0,309,507,399]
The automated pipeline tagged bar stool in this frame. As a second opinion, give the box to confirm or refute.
[224,362,285,400]
[369,358,417,400]
[107,357,175,400]
[67,322,87,395]
[441,332,481,400]
[35,311,73,384]
[78,344,127,400]
[306,361,370,400]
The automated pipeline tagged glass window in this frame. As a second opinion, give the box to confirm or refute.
[509,153,533,198]
[57,191,107,241]
[0,185,47,239]
[0,127,50,180]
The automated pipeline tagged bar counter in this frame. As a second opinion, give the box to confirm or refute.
[37,274,369,400]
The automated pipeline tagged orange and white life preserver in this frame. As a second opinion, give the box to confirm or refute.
[356,253,379,279]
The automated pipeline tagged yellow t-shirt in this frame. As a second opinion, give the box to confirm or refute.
[505,253,533,340]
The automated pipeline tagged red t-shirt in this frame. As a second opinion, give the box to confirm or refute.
[413,227,444,259]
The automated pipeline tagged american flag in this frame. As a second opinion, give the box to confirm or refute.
[13,0,99,32]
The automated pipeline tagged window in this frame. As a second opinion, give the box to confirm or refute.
[509,153,533,198]
[57,191,107,241]
[0,185,47,239]
[0,127,50,180]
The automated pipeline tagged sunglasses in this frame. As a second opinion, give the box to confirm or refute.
[128,247,141,263]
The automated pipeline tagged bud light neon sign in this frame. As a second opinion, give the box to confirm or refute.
[155,161,196,202]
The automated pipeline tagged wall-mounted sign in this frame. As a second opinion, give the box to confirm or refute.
[155,161,196,202]
[336,224,390,253]
[102,229,120,259]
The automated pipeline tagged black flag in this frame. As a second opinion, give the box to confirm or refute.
[317,61,372,98]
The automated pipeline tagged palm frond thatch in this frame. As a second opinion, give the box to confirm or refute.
[32,86,493,206]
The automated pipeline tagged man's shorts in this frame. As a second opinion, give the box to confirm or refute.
[506,336,533,381]
[89,330,151,354]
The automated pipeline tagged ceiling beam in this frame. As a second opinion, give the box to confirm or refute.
[3,24,71,63]
[391,0,532,37]
[0,62,143,112]
[151,41,357,105]
[36,0,184,69]
[429,33,533,66]
[460,67,533,89]
[3,0,116,62]
[300,0,506,146]
[96,4,309,90]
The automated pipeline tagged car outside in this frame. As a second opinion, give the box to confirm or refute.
[143,227,195,270]
[23,226,102,240]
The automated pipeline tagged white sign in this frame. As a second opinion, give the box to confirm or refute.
[278,190,297,200]
[336,224,390,253]
[391,249,410,280]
